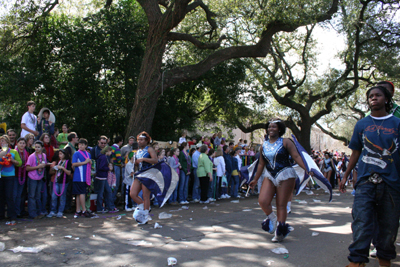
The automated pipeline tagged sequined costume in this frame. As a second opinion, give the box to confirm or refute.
[261,137,297,186]
[136,146,152,171]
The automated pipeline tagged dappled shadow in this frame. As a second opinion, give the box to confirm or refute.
[0,189,398,267]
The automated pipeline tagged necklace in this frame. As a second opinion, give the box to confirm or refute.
[371,118,386,135]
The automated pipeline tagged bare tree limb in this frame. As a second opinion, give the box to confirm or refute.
[165,0,339,87]
[315,122,349,143]
[167,32,226,49]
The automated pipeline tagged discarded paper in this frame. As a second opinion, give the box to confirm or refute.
[312,232,319,237]
[271,247,289,254]
[10,246,43,253]
[159,212,173,219]
[167,257,177,266]
[154,222,162,229]
[127,240,153,246]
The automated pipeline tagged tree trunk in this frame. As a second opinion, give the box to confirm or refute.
[125,23,168,141]
[297,120,312,153]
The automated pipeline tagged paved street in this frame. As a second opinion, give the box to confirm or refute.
[1,189,399,267]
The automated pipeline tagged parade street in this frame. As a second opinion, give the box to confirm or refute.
[1,189,399,267]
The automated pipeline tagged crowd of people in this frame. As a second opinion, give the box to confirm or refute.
[1,80,400,267]
[0,102,260,227]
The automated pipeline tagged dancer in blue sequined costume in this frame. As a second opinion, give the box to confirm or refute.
[250,118,311,242]
[130,131,158,224]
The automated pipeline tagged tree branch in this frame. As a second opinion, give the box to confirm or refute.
[315,122,349,144]
[165,0,339,88]
[167,32,226,49]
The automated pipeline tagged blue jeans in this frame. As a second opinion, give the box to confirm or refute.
[94,179,114,211]
[208,172,217,199]
[348,182,400,263]
[178,170,189,202]
[40,180,48,214]
[124,184,135,208]
[226,173,232,195]
[230,175,239,197]
[169,176,179,203]
[112,166,123,204]
[0,176,16,219]
[28,179,42,218]
[192,168,200,200]
[50,182,69,213]
[13,177,25,216]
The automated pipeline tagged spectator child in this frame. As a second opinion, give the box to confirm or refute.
[14,137,29,217]
[123,152,135,211]
[26,140,47,219]
[72,138,94,218]
[47,149,72,218]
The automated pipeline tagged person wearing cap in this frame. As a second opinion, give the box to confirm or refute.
[94,146,115,214]
[37,108,55,141]
[21,101,39,138]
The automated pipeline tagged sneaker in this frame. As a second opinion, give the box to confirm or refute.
[224,194,231,199]
[98,209,109,214]
[199,200,210,204]
[82,211,95,218]
[207,198,215,202]
[179,201,187,205]
[40,212,48,216]
[193,199,200,203]
[184,201,189,204]
[133,208,143,222]
[236,196,242,199]
[109,208,119,213]
[261,213,277,234]
[137,213,150,225]
[125,207,134,212]
[74,211,82,218]
[370,248,377,258]
[56,212,63,218]
[220,194,226,199]
[272,221,291,242]
[47,211,56,218]
[5,221,16,226]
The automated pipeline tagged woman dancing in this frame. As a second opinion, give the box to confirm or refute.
[130,131,157,224]
[249,118,310,242]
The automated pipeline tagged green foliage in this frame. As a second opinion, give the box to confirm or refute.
[152,58,248,140]
[0,0,147,143]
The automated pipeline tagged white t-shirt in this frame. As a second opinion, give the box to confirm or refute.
[178,137,186,145]
[21,111,37,137]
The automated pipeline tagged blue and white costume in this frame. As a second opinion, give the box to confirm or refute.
[136,146,151,171]
[261,137,297,187]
